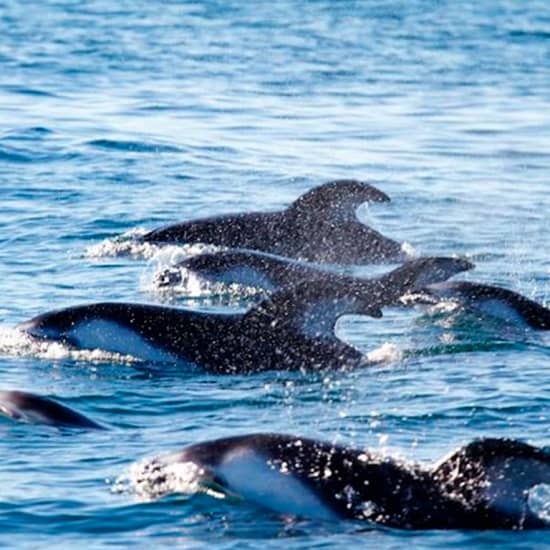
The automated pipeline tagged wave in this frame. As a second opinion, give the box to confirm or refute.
[86,139,181,154]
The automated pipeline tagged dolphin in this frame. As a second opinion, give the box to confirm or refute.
[137,433,550,530]
[0,390,105,429]
[20,257,471,373]
[420,281,550,330]
[142,180,404,264]
[152,249,473,296]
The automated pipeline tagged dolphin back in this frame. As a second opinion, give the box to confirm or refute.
[0,390,105,430]
[424,281,550,329]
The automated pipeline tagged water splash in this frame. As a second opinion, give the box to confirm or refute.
[140,245,264,301]
[365,342,404,364]
[115,453,229,502]
[149,264,264,300]
[84,228,224,261]
[84,228,157,259]
[401,242,417,258]
[0,326,139,364]
[528,484,550,525]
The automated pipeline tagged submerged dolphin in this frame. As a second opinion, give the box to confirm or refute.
[0,390,104,429]
[153,249,473,296]
[138,433,550,530]
[142,180,404,264]
[420,281,550,330]
[20,257,471,373]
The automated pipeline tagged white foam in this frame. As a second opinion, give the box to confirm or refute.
[148,264,264,300]
[84,228,223,261]
[119,456,205,500]
[84,228,156,259]
[365,342,403,364]
[528,484,550,524]
[0,326,138,364]
[401,242,417,258]
[149,242,226,265]
[118,454,228,502]
[398,291,429,306]
[429,300,461,314]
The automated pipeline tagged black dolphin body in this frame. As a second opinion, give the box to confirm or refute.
[20,257,471,373]
[0,390,104,429]
[420,281,550,330]
[139,433,550,530]
[142,180,403,264]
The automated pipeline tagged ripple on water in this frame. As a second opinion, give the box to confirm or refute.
[86,139,183,154]
[0,0,549,547]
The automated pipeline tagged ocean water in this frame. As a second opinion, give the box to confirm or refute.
[0,0,549,547]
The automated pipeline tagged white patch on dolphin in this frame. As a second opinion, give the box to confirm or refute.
[67,319,177,363]
[214,446,339,521]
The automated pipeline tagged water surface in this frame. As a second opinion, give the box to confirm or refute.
[0,0,549,548]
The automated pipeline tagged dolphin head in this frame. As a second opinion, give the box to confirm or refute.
[290,180,390,223]
[19,306,86,341]
[19,303,122,343]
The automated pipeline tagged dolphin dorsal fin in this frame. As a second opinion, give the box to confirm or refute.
[243,276,382,340]
[432,438,550,525]
[290,180,390,223]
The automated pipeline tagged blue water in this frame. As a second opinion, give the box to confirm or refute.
[1,0,549,547]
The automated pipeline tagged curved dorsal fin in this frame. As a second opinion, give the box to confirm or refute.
[431,438,550,527]
[243,275,381,339]
[290,180,390,222]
